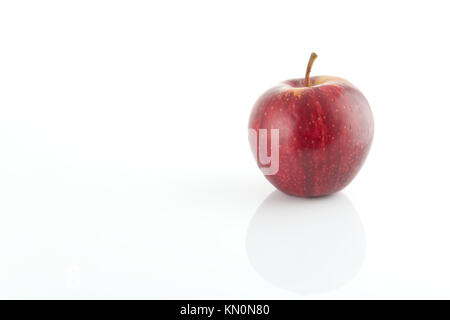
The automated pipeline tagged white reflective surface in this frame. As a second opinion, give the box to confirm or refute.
[1,0,450,299]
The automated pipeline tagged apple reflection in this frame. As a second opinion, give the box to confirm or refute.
[246,191,365,294]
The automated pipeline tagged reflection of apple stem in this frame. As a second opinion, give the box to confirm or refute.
[305,52,318,87]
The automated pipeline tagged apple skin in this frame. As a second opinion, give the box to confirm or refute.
[249,76,374,197]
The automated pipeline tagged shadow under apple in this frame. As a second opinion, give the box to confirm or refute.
[246,191,365,294]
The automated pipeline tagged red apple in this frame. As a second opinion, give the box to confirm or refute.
[248,53,374,197]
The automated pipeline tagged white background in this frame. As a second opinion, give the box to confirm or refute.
[0,0,449,299]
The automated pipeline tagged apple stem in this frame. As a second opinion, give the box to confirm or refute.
[305,52,318,87]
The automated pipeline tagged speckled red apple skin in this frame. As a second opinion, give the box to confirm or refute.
[249,76,374,197]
